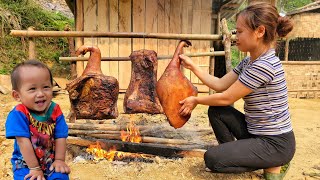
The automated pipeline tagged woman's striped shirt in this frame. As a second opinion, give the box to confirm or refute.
[233,49,293,135]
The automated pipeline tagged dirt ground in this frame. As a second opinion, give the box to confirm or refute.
[1,86,320,180]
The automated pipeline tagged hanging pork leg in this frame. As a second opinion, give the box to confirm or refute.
[156,40,198,128]
[66,46,119,120]
[124,49,163,114]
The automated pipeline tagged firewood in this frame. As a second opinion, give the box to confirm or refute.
[67,123,152,131]
[68,129,120,136]
[84,133,206,146]
[67,136,208,158]
[67,123,124,131]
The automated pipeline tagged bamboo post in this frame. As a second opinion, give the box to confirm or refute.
[221,18,232,73]
[28,27,36,60]
[64,25,77,80]
[75,0,84,77]
[284,38,291,62]
[209,48,215,95]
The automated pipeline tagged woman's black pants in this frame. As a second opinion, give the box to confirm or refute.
[204,106,295,173]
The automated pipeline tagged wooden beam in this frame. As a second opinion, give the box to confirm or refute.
[10,30,237,41]
[59,51,226,61]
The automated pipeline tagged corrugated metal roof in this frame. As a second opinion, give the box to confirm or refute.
[219,0,246,19]
[287,1,320,16]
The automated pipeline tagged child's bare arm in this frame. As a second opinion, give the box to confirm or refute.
[50,138,70,174]
[16,137,45,179]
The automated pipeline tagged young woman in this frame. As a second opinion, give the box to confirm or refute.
[179,2,295,180]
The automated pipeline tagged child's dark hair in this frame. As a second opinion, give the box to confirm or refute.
[11,60,53,90]
[236,2,293,44]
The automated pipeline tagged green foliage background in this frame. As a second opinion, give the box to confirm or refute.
[0,0,74,77]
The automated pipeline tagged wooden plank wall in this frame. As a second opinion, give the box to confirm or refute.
[80,0,213,91]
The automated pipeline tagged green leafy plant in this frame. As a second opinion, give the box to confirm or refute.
[0,0,74,77]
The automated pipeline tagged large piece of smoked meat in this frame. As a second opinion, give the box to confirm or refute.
[124,50,163,114]
[66,46,119,121]
[156,40,198,128]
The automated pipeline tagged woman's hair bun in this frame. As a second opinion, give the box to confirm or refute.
[277,16,294,38]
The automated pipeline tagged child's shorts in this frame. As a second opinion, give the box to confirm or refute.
[13,168,69,180]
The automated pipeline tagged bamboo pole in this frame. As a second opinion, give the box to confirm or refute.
[209,48,215,95]
[221,18,232,73]
[10,30,237,41]
[64,25,77,80]
[28,27,36,60]
[284,38,291,62]
[75,0,84,77]
[59,51,225,62]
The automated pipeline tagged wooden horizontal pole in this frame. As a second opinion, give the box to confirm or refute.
[10,30,237,41]
[282,61,320,65]
[59,51,226,62]
[288,89,320,92]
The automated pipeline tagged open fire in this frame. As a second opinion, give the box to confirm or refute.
[86,121,146,161]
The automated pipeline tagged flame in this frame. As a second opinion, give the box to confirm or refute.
[86,142,119,161]
[86,121,143,161]
[120,121,142,143]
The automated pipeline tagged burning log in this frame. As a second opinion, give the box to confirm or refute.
[68,129,120,135]
[84,134,206,146]
[67,136,208,158]
[67,122,213,133]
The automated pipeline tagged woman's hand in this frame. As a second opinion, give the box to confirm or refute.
[49,159,71,174]
[179,54,196,70]
[24,169,45,180]
[179,96,198,116]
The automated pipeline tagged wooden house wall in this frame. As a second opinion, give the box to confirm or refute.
[78,0,213,91]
